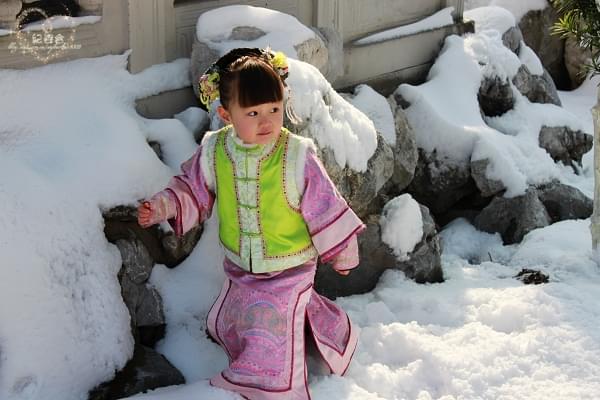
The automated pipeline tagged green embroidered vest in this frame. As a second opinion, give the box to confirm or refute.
[213,126,317,273]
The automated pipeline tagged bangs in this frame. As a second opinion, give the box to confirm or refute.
[235,62,284,108]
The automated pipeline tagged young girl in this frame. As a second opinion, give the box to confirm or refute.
[138,47,365,400]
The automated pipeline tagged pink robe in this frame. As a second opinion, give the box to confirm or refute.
[159,143,365,399]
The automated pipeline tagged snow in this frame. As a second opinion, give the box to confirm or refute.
[464,6,516,34]
[195,5,316,59]
[464,0,548,21]
[132,217,600,400]
[380,195,423,261]
[345,84,396,146]
[354,7,455,46]
[397,6,587,197]
[0,52,192,400]
[286,58,378,172]
[4,3,600,400]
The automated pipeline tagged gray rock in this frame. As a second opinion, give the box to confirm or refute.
[388,94,418,190]
[478,75,515,117]
[538,125,592,167]
[115,239,153,284]
[148,141,162,161]
[321,132,394,216]
[474,188,551,244]
[407,149,476,214]
[565,35,592,89]
[314,204,443,299]
[396,205,443,283]
[103,205,203,268]
[471,158,505,197]
[502,26,523,55]
[512,65,561,106]
[88,344,184,400]
[537,181,593,222]
[229,26,265,41]
[120,274,165,329]
[160,226,204,266]
[314,215,393,299]
[136,284,165,328]
[519,6,569,88]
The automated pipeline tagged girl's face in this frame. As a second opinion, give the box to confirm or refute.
[217,100,284,145]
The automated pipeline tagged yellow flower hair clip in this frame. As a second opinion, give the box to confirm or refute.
[267,49,289,80]
[198,68,220,110]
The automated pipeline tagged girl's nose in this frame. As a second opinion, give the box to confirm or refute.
[259,116,272,127]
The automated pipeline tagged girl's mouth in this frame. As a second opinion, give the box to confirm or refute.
[257,131,271,136]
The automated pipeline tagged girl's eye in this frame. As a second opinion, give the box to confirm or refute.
[271,107,280,113]
[247,111,258,117]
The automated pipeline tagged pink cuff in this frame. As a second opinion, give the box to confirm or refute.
[311,208,365,256]
[331,235,360,271]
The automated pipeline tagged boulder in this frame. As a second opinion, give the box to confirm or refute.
[314,204,443,299]
[512,65,561,106]
[314,215,393,299]
[115,239,153,285]
[478,75,515,117]
[88,345,184,400]
[320,131,394,216]
[407,149,477,215]
[395,205,443,284]
[474,188,551,244]
[119,274,165,330]
[502,26,523,55]
[565,36,592,89]
[388,93,418,190]
[537,181,593,222]
[471,158,505,197]
[103,205,203,268]
[518,6,569,89]
[538,125,592,167]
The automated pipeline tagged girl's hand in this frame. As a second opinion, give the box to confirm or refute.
[331,235,359,275]
[137,193,176,228]
[137,201,156,228]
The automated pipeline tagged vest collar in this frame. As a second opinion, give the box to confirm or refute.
[227,125,277,157]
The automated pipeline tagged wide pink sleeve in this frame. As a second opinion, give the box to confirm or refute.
[301,149,365,269]
[163,145,215,237]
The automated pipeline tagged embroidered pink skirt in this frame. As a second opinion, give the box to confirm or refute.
[207,257,359,400]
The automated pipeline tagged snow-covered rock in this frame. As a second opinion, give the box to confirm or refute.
[315,196,443,298]
[388,93,418,191]
[565,36,592,89]
[475,188,551,243]
[512,65,561,106]
[538,125,593,167]
[478,75,515,116]
[536,181,593,222]
[518,5,568,87]
[88,345,185,400]
[191,5,328,98]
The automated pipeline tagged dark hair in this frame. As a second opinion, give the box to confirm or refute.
[218,51,284,110]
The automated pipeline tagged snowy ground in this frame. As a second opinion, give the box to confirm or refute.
[2,2,600,400]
